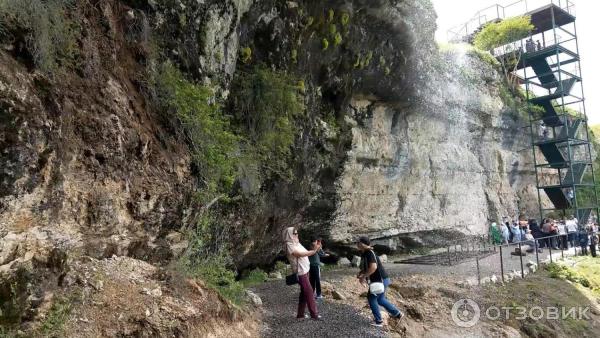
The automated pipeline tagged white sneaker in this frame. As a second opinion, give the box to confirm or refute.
[371,322,384,327]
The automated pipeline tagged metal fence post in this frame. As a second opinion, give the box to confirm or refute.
[455,244,459,263]
[447,246,451,266]
[561,236,565,259]
[518,242,525,279]
[549,242,553,263]
[500,245,505,283]
[535,240,540,266]
[476,255,481,285]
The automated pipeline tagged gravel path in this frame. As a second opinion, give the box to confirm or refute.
[252,278,386,338]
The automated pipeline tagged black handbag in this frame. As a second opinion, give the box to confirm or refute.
[285,258,299,286]
[285,273,298,285]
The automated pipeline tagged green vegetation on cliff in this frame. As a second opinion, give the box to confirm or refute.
[0,0,80,75]
[473,16,533,51]
[155,62,239,199]
[230,65,304,181]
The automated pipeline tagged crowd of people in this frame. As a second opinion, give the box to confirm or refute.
[282,227,403,327]
[489,215,600,257]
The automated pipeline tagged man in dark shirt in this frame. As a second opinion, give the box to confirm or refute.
[308,236,329,299]
[356,236,403,327]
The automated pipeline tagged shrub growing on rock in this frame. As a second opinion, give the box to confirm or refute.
[154,62,239,200]
[0,0,80,75]
[230,65,305,180]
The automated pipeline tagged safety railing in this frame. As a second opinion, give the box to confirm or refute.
[447,0,576,43]
[395,230,599,286]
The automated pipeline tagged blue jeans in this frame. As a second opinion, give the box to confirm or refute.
[368,278,401,323]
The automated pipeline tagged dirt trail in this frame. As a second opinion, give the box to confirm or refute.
[252,275,386,338]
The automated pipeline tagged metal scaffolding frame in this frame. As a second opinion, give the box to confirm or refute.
[449,1,599,227]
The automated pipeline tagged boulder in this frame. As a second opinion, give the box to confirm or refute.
[245,290,262,307]
[338,258,351,266]
[351,256,361,267]
[405,305,424,321]
[389,284,426,298]
[268,271,282,280]
[526,261,538,273]
[332,290,346,301]
[490,275,498,284]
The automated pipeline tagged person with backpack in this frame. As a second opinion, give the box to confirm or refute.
[308,236,329,299]
[356,236,403,327]
[282,227,322,320]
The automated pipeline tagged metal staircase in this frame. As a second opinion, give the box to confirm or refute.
[518,5,598,227]
[448,1,599,228]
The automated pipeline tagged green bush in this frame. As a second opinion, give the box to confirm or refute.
[473,16,533,51]
[329,24,337,35]
[230,66,304,180]
[333,32,342,46]
[327,9,334,22]
[291,49,297,63]
[340,12,350,26]
[154,62,239,200]
[240,47,252,64]
[306,16,314,27]
[322,38,329,50]
[546,263,591,287]
[0,0,80,75]
[240,268,267,287]
[179,213,247,305]
[180,253,246,305]
[468,47,501,68]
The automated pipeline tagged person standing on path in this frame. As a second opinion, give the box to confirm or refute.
[283,227,322,320]
[308,236,329,299]
[566,216,578,248]
[489,222,503,245]
[356,236,403,327]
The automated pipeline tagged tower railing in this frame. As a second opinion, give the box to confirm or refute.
[447,0,575,43]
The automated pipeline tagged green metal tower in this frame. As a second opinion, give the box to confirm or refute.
[449,1,599,227]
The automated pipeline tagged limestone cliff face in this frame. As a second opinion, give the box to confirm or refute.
[0,0,539,271]
[330,48,539,248]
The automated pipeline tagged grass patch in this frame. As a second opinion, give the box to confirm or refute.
[240,268,268,288]
[563,256,600,295]
[480,270,599,337]
[36,296,73,337]
[546,262,591,288]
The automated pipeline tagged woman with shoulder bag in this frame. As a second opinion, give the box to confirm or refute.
[356,236,403,327]
[282,227,322,320]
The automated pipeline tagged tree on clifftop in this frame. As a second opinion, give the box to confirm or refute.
[473,15,534,91]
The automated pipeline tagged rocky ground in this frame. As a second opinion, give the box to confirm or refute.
[253,260,600,338]
[0,255,259,337]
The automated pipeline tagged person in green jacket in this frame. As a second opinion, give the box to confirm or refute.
[308,236,329,299]
[490,222,503,245]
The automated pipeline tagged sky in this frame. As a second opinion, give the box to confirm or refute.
[431,0,600,125]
